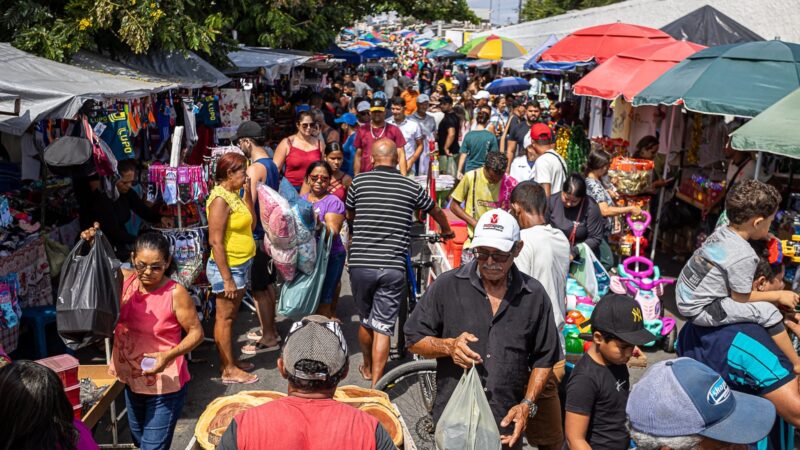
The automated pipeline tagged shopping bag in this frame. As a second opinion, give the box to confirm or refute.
[435,364,501,450]
[278,229,332,320]
[56,230,123,350]
[569,243,611,301]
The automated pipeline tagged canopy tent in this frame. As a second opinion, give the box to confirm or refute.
[324,44,361,65]
[730,87,800,159]
[660,5,764,47]
[70,51,177,88]
[349,46,396,60]
[473,0,800,52]
[521,34,592,72]
[541,23,673,64]
[226,47,309,79]
[424,39,451,50]
[0,43,172,136]
[428,49,463,60]
[633,40,800,118]
[115,50,230,88]
[573,40,706,101]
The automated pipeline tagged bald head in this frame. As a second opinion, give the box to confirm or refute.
[371,138,398,167]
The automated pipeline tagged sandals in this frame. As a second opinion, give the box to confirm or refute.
[358,364,372,381]
[246,329,282,342]
[241,341,280,355]
[221,374,259,385]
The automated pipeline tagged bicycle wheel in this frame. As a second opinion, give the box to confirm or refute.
[377,360,438,450]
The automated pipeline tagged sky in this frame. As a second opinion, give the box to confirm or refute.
[469,0,521,26]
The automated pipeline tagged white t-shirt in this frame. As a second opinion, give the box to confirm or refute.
[534,150,567,194]
[516,224,571,353]
[509,155,535,183]
[387,117,422,161]
[384,78,399,98]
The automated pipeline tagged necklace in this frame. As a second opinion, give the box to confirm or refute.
[370,124,387,140]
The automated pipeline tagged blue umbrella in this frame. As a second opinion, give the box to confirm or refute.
[350,46,397,60]
[428,49,462,59]
[485,77,531,94]
[523,34,593,72]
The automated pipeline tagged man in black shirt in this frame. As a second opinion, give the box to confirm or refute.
[75,159,165,260]
[405,208,561,449]
[565,294,656,450]
[436,96,460,176]
[506,102,542,167]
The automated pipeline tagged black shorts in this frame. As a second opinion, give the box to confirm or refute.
[251,240,277,291]
[349,267,406,336]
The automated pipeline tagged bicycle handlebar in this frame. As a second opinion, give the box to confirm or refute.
[410,233,447,243]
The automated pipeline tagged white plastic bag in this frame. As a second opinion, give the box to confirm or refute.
[435,365,501,450]
[569,242,611,301]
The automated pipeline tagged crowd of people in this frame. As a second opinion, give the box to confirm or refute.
[2,51,799,450]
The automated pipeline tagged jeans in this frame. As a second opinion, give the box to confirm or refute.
[124,384,188,450]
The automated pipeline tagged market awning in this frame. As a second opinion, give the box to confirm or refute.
[325,44,360,65]
[0,43,172,136]
[70,51,178,89]
[633,40,800,118]
[573,40,706,101]
[541,23,674,64]
[661,5,764,47]
[116,50,231,88]
[730,87,800,159]
[522,34,593,72]
[453,59,496,69]
[349,46,396,60]
[226,47,309,75]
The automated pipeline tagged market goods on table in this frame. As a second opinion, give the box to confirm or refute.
[609,157,654,195]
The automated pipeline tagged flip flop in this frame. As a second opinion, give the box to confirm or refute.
[236,361,256,372]
[241,341,280,355]
[247,330,282,342]
[221,374,259,385]
[358,364,372,381]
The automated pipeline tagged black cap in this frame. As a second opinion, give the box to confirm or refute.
[370,97,387,112]
[235,121,263,140]
[582,294,656,345]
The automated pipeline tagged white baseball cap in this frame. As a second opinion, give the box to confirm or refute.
[474,90,491,100]
[471,209,520,252]
[356,101,371,113]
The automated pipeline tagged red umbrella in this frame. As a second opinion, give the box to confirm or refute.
[541,23,674,64]
[573,40,707,101]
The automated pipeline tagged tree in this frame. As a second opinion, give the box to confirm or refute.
[0,0,478,62]
[520,0,624,22]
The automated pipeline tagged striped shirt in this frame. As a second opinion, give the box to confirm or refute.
[346,166,435,270]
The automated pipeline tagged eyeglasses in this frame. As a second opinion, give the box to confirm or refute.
[309,175,330,182]
[134,262,165,273]
[471,249,512,263]
[299,122,320,129]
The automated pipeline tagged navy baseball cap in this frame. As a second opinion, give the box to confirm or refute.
[627,358,775,444]
[334,113,358,126]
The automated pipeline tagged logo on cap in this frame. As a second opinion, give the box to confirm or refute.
[631,307,643,323]
[490,214,499,224]
[707,377,731,406]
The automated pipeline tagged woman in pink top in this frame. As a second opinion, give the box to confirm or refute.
[80,226,203,450]
[0,360,100,450]
[273,111,323,190]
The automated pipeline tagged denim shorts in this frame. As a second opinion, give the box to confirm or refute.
[320,251,347,305]
[206,258,253,294]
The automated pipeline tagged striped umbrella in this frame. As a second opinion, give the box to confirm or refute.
[466,35,527,60]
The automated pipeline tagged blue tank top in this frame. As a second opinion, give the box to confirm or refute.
[253,157,281,239]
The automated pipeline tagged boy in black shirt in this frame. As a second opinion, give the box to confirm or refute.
[565,294,655,450]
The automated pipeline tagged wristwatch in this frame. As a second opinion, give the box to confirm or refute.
[520,399,538,419]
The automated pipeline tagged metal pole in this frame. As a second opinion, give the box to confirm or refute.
[170,126,185,229]
[753,151,763,181]
[105,338,118,447]
[558,77,564,102]
[650,106,677,261]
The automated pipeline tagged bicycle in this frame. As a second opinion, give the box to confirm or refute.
[380,231,446,450]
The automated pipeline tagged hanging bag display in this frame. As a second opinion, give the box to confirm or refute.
[278,228,332,320]
[43,121,93,174]
[434,364,502,450]
[84,117,118,177]
[56,230,123,350]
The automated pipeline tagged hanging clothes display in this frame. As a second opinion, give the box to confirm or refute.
[216,89,252,141]
[627,105,659,154]
[610,98,633,142]
[147,164,208,206]
[182,99,199,149]
[160,227,206,287]
[588,98,605,139]
[196,94,222,127]
[90,111,134,161]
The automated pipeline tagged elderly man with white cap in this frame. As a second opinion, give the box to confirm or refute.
[627,358,776,450]
[405,209,562,449]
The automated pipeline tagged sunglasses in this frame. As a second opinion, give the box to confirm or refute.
[309,175,330,182]
[134,262,165,273]
[299,122,320,129]
[471,249,512,263]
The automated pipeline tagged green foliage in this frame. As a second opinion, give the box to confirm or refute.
[1,0,478,62]
[520,0,624,21]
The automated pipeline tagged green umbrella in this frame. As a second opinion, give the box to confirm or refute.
[424,39,450,50]
[458,35,492,54]
[730,87,800,158]
[633,40,800,118]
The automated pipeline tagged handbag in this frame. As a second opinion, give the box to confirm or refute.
[84,118,118,177]
[56,230,123,350]
[278,228,332,320]
[43,122,92,169]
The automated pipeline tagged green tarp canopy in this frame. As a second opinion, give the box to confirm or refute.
[730,87,800,159]
[633,40,800,118]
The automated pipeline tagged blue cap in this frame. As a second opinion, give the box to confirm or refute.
[627,358,775,444]
[334,113,358,126]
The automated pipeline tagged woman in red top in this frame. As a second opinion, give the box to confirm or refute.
[323,142,352,202]
[273,111,323,191]
[80,225,203,450]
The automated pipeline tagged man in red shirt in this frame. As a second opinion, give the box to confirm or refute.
[354,98,407,175]
[217,315,397,450]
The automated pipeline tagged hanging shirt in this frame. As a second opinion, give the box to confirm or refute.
[196,95,221,127]
[92,112,134,161]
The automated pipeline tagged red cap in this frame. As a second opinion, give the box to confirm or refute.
[444,70,451,77]
[530,123,553,142]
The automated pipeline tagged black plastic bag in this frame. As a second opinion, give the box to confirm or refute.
[56,230,122,350]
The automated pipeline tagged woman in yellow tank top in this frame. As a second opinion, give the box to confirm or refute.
[206,152,258,384]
